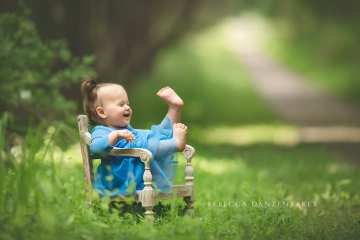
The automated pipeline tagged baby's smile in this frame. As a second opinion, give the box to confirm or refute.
[123,112,131,118]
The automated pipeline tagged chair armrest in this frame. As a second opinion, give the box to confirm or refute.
[182,145,196,162]
[109,147,153,163]
[109,144,195,163]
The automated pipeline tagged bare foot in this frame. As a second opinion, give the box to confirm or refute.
[173,123,187,151]
[156,86,184,108]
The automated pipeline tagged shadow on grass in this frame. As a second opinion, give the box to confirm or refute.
[107,200,193,222]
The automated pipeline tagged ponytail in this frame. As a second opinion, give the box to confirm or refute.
[81,77,97,97]
[80,77,100,123]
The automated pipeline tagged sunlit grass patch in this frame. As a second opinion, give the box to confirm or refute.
[193,125,360,146]
[194,157,242,175]
[195,125,298,146]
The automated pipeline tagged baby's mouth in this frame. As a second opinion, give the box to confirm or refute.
[123,112,131,118]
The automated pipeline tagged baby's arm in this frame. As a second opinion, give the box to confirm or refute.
[90,128,134,158]
[90,128,112,158]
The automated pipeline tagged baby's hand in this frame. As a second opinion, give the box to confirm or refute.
[108,130,135,145]
[116,130,135,142]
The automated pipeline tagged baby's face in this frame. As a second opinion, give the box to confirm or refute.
[96,85,132,128]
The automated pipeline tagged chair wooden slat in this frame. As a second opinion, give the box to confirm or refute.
[109,147,152,163]
[77,115,93,193]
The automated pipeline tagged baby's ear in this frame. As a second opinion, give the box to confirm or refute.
[95,106,107,119]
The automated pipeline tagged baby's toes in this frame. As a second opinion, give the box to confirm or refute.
[176,123,186,129]
[180,124,188,131]
[156,86,170,96]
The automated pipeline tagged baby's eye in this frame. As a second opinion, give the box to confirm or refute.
[118,102,130,107]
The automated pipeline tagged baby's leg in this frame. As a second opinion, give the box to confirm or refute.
[156,86,184,123]
[155,123,188,158]
[155,138,177,159]
[158,115,173,130]
[173,123,187,151]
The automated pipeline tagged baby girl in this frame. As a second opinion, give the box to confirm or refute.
[81,79,187,196]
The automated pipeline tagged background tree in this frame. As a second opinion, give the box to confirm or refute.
[0,10,94,137]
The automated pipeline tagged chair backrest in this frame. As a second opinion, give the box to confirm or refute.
[77,115,93,193]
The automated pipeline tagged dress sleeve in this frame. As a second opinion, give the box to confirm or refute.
[90,127,113,158]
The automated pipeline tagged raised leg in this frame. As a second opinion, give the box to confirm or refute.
[156,86,184,123]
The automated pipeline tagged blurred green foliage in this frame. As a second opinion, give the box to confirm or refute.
[1,0,240,84]
[268,20,360,103]
[0,11,95,135]
[251,0,360,103]
[129,25,278,129]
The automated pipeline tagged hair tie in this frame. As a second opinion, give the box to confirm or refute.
[90,79,97,86]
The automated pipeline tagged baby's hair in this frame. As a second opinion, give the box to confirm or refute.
[80,77,124,124]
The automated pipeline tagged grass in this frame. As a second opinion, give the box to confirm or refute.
[1,127,360,239]
[1,21,360,239]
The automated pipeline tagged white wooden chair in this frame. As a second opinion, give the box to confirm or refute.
[77,115,195,220]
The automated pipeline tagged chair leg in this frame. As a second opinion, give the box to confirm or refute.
[184,145,195,216]
[144,206,154,221]
[139,162,155,222]
[139,189,155,221]
[183,196,194,216]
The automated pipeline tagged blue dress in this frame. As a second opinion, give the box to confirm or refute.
[90,116,177,197]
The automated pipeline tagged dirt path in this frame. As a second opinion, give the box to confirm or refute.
[226,16,360,164]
